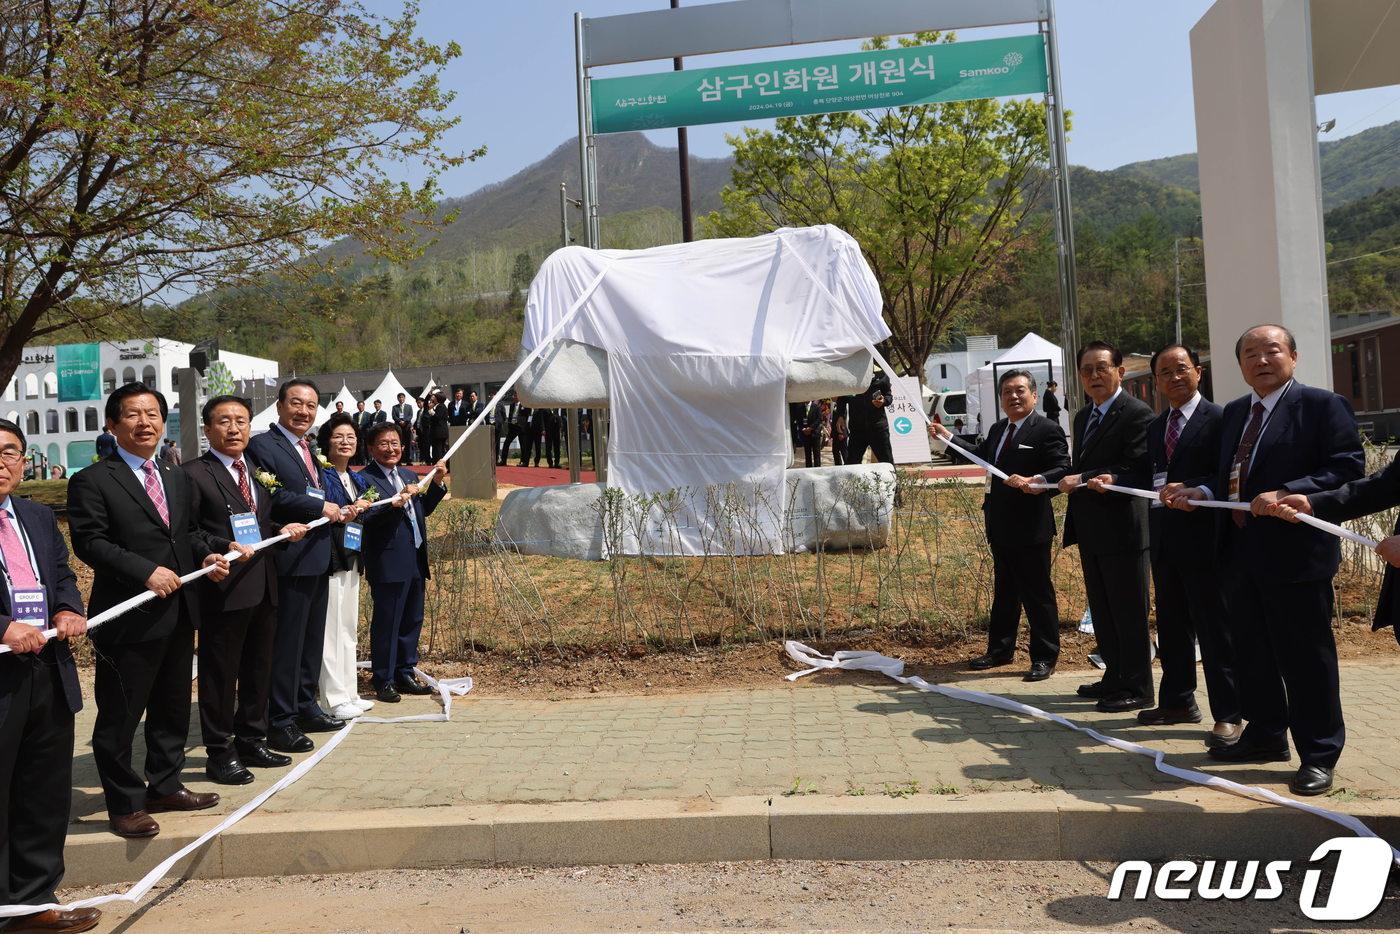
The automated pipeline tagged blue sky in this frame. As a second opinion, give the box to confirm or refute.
[389,0,1400,198]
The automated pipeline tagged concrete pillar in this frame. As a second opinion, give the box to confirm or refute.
[1190,0,1329,401]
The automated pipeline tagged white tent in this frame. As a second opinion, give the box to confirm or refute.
[364,370,412,411]
[326,382,358,417]
[420,376,438,400]
[250,399,280,433]
[964,331,1068,439]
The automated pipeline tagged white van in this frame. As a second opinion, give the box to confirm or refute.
[926,390,969,455]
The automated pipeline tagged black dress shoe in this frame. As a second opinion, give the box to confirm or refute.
[394,674,434,695]
[205,757,255,786]
[1208,739,1291,762]
[1076,681,1111,699]
[1289,765,1334,796]
[375,681,402,703]
[1096,693,1152,713]
[968,652,1014,671]
[1137,703,1203,726]
[267,725,314,753]
[295,713,346,733]
[236,739,293,768]
[1024,661,1055,682]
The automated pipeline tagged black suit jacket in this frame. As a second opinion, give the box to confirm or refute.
[353,410,373,432]
[67,454,217,645]
[246,427,332,578]
[951,412,1069,547]
[1142,397,1224,562]
[447,399,469,427]
[0,496,84,714]
[1211,381,1365,580]
[1042,391,1061,422]
[392,403,414,427]
[183,452,278,613]
[428,405,450,442]
[370,409,388,425]
[1309,455,1398,633]
[1043,390,1154,555]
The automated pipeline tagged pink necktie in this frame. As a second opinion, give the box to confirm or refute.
[297,438,321,488]
[1164,408,1183,463]
[0,510,38,588]
[142,460,170,527]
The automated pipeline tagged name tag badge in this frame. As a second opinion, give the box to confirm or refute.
[1151,471,1168,508]
[343,522,363,552]
[1228,462,1242,502]
[306,487,325,501]
[230,511,262,546]
[12,588,47,627]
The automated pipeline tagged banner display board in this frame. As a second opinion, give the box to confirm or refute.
[592,35,1046,134]
[56,343,101,402]
[886,376,932,464]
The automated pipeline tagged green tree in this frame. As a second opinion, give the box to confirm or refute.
[0,0,484,388]
[703,33,1053,376]
[509,252,535,291]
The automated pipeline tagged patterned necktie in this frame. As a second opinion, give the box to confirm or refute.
[233,459,255,511]
[391,468,423,549]
[296,437,321,488]
[996,421,1017,467]
[1230,401,1268,527]
[142,460,170,526]
[1164,408,1183,463]
[1081,407,1103,447]
[0,510,38,588]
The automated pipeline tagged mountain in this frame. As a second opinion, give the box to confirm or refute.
[1113,119,1400,210]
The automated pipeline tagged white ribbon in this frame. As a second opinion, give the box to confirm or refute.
[0,667,473,919]
[783,641,1400,864]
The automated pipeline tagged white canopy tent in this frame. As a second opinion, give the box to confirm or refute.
[249,399,280,433]
[964,331,1068,439]
[327,382,358,416]
[364,370,412,411]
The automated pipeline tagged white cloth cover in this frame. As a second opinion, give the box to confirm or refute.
[522,226,892,556]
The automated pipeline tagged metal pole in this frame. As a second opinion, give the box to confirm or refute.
[560,180,583,484]
[560,181,571,248]
[1041,1,1081,421]
[671,0,694,242]
[1174,237,1183,346]
[574,13,596,249]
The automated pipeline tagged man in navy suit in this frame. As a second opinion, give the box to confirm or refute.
[246,379,350,753]
[1140,345,1241,748]
[359,422,447,702]
[1170,325,1364,795]
[0,419,101,933]
[931,370,1070,681]
[1266,455,1399,644]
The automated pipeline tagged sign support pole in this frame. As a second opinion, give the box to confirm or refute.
[1041,0,1081,421]
[575,12,606,480]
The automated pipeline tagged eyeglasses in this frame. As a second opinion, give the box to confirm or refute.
[0,449,23,464]
[1078,363,1117,377]
[1155,365,1197,379]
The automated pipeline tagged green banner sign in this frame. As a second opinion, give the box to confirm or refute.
[56,343,101,402]
[592,35,1046,135]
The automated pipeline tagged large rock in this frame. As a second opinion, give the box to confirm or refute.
[513,339,873,407]
[495,464,895,560]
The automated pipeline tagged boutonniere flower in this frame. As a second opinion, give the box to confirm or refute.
[361,485,380,503]
[254,469,282,491]
[315,452,333,469]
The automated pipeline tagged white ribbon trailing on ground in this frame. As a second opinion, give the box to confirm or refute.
[0,668,473,919]
[933,437,1382,550]
[783,641,1400,864]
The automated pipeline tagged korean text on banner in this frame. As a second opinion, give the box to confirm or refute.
[56,343,102,402]
[886,376,932,465]
[592,35,1047,134]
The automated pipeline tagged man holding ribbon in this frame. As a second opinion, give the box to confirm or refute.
[247,379,350,755]
[359,422,447,703]
[68,384,231,839]
[1140,345,1241,748]
[0,418,100,933]
[1168,325,1363,796]
[931,369,1069,681]
[186,395,309,786]
[1042,342,1156,713]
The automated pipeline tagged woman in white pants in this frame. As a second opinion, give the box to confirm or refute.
[318,413,375,720]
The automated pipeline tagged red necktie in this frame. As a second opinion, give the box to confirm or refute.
[996,421,1017,467]
[1230,402,1267,527]
[1164,408,1183,463]
[233,459,255,511]
[297,437,321,488]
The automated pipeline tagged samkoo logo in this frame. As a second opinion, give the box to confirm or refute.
[1107,837,1392,922]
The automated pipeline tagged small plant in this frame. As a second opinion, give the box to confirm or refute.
[929,782,960,795]
[783,777,818,797]
[844,781,867,796]
[883,780,920,798]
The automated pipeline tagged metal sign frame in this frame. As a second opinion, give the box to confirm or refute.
[574,0,1081,419]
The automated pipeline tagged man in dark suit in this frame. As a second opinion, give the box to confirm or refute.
[496,393,524,466]
[1042,341,1156,713]
[186,396,310,785]
[1170,325,1364,795]
[0,419,102,933]
[391,393,415,463]
[525,406,549,468]
[1140,346,1241,748]
[447,389,469,427]
[67,384,230,840]
[426,393,450,463]
[543,408,563,469]
[1266,454,1398,642]
[360,423,448,702]
[94,427,117,459]
[845,368,894,465]
[1042,380,1061,424]
[370,399,388,425]
[798,400,823,468]
[465,390,485,425]
[933,370,1071,680]
[246,378,349,755]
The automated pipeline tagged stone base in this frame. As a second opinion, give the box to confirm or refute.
[495,464,896,560]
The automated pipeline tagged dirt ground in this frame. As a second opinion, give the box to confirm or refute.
[69,859,1400,933]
